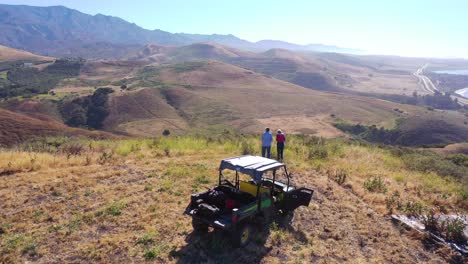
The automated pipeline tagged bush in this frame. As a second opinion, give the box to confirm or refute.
[422,209,439,233]
[162,129,171,136]
[363,176,388,193]
[385,191,401,214]
[447,153,468,167]
[401,200,424,216]
[441,217,467,244]
[422,211,467,245]
[143,244,168,260]
[241,140,254,155]
[308,147,328,160]
[60,142,84,159]
[327,168,347,185]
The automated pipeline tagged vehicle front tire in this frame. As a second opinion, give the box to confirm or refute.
[192,218,208,232]
[232,224,252,247]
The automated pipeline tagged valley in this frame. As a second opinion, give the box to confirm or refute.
[0,3,467,263]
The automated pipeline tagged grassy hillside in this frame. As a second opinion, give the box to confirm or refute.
[131,43,427,96]
[0,45,52,62]
[0,108,114,146]
[1,44,466,146]
[98,60,430,137]
[0,135,465,263]
[335,112,468,147]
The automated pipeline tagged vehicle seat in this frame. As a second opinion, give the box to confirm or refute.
[239,181,269,196]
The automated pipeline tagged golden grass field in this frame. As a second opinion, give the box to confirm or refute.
[1,135,466,263]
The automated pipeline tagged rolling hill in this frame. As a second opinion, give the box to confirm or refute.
[0,45,52,62]
[0,43,466,147]
[95,59,431,137]
[0,108,113,146]
[129,43,425,96]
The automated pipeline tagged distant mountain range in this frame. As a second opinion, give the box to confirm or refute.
[0,4,365,58]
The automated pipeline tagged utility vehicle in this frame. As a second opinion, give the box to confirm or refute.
[184,155,313,247]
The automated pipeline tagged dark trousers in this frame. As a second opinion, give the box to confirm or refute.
[277,142,284,161]
[262,146,271,158]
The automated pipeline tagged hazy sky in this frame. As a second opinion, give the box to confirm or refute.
[1,0,467,58]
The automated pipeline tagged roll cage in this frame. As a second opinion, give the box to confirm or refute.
[218,155,292,199]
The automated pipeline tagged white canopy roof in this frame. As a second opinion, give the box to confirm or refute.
[219,155,285,182]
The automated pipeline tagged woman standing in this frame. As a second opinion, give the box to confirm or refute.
[276,129,286,161]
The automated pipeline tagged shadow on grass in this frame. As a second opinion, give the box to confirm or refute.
[171,213,306,263]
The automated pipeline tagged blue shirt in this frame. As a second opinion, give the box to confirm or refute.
[262,132,273,147]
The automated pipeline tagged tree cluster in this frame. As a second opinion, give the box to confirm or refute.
[60,88,114,129]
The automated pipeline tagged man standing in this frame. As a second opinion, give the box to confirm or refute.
[276,129,286,161]
[261,127,273,158]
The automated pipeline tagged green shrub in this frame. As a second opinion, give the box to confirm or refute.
[441,217,467,244]
[66,216,82,234]
[144,249,157,260]
[21,242,37,256]
[308,147,328,160]
[144,184,153,192]
[105,201,126,216]
[143,244,168,260]
[363,176,388,193]
[422,209,439,233]
[385,191,401,214]
[95,201,126,217]
[4,234,25,252]
[136,233,155,245]
[241,140,254,155]
[447,153,468,167]
[401,200,424,216]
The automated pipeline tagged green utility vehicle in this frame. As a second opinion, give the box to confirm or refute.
[184,155,313,247]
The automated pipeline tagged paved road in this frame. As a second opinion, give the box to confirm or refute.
[413,64,467,106]
[413,64,439,94]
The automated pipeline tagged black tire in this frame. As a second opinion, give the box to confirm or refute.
[192,218,208,232]
[232,224,252,247]
[262,207,274,224]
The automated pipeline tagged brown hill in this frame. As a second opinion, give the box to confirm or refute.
[0,108,114,146]
[128,42,256,63]
[0,45,52,62]
[130,43,424,96]
[102,60,425,136]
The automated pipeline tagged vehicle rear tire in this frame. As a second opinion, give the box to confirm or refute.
[232,224,252,247]
[192,218,208,232]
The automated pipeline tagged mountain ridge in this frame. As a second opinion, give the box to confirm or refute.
[0,4,365,58]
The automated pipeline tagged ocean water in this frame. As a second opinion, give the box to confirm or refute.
[455,88,468,99]
[434,69,468,75]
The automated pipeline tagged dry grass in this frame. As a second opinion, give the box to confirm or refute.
[0,108,115,147]
[0,45,52,62]
[0,136,465,263]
